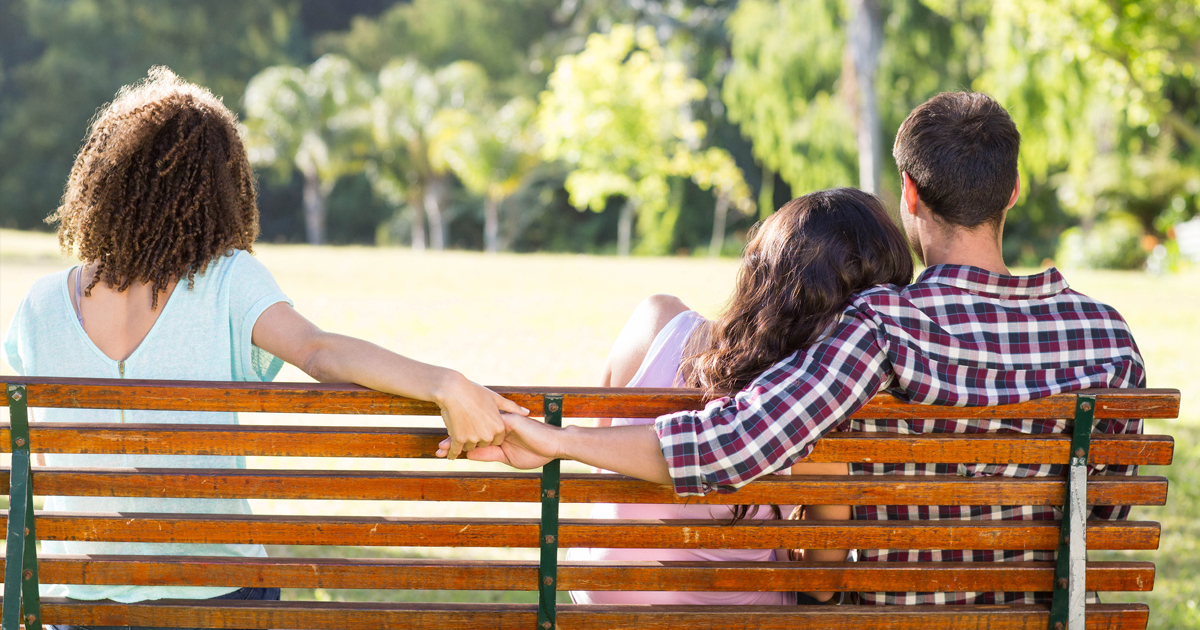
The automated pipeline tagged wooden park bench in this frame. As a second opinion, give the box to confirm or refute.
[0,377,1179,630]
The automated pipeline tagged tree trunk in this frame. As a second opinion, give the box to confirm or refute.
[758,164,775,219]
[709,194,731,258]
[849,0,883,196]
[424,176,450,251]
[410,198,427,253]
[302,170,327,246]
[484,196,500,254]
[617,198,634,257]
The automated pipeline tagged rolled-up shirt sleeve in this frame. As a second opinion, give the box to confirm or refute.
[654,309,890,495]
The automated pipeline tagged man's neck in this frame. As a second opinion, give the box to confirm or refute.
[920,227,1011,276]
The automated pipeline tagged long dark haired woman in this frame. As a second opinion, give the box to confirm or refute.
[566,188,914,606]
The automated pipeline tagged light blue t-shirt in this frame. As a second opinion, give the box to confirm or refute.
[2,250,290,602]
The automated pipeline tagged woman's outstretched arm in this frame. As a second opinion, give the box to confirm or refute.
[251,302,527,459]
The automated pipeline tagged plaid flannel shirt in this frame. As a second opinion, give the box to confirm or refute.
[654,265,1146,605]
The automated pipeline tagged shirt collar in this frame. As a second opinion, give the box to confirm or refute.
[916,264,1070,299]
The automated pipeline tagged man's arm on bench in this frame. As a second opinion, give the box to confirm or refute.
[457,312,889,495]
[451,419,674,485]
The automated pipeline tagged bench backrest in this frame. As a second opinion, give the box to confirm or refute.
[0,377,1179,630]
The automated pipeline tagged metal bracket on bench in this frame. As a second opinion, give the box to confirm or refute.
[1048,394,1094,630]
[537,395,563,630]
[3,384,42,630]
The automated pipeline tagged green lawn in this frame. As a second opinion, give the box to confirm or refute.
[1,228,1197,623]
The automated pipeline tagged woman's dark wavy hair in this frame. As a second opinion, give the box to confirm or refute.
[49,66,260,308]
[682,188,914,522]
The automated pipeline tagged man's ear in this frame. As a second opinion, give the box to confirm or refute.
[1005,175,1021,210]
[901,172,920,217]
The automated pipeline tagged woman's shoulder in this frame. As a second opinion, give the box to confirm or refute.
[194,249,276,289]
[20,268,72,310]
[630,294,691,332]
[604,294,696,388]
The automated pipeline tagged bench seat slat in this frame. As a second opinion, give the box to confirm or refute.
[10,599,1150,630]
[0,424,1174,465]
[4,468,1169,506]
[4,555,1155,593]
[3,513,1159,550]
[0,378,1180,420]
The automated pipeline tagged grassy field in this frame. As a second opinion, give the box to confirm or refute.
[1,228,1197,623]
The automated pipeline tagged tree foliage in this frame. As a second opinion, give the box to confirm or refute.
[3,0,1198,265]
[539,25,748,255]
[0,0,298,228]
[318,0,560,97]
[969,0,1200,231]
[243,55,375,245]
[368,58,491,250]
[436,97,542,252]
[723,0,857,202]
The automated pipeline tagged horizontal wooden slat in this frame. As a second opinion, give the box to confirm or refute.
[0,377,1180,420]
[805,433,1174,466]
[15,599,1151,630]
[5,468,1169,506]
[0,424,1175,465]
[5,512,1159,550]
[7,555,1155,593]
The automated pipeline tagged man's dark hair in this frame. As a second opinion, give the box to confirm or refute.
[892,92,1020,229]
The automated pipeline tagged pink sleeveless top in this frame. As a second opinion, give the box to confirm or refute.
[567,310,797,605]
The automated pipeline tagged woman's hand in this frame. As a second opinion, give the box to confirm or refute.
[433,372,530,460]
[438,412,561,469]
[442,414,674,487]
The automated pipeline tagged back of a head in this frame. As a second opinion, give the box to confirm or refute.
[892,92,1020,229]
[51,66,260,303]
[688,188,913,395]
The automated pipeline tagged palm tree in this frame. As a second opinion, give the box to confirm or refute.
[243,55,374,245]
[438,97,541,253]
[370,59,489,251]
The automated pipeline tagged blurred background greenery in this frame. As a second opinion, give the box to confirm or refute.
[1,0,1198,267]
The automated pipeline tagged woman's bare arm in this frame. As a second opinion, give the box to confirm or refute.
[791,461,852,602]
[251,302,527,459]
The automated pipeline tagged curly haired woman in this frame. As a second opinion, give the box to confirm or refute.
[2,67,525,618]
[562,189,914,606]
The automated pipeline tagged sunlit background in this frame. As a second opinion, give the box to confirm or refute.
[1,1,1198,626]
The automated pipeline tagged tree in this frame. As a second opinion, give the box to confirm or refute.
[723,0,971,216]
[848,0,884,195]
[539,25,737,256]
[317,0,560,95]
[438,97,542,253]
[243,54,375,245]
[681,149,756,257]
[369,58,490,251]
[966,0,1200,233]
[723,0,856,213]
[0,0,298,229]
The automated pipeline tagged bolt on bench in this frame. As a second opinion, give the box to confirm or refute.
[0,377,1178,630]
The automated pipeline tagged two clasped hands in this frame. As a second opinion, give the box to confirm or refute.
[434,396,674,486]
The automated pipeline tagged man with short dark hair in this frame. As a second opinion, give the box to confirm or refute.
[453,92,1146,605]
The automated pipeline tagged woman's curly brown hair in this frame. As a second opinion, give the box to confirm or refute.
[49,66,260,308]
